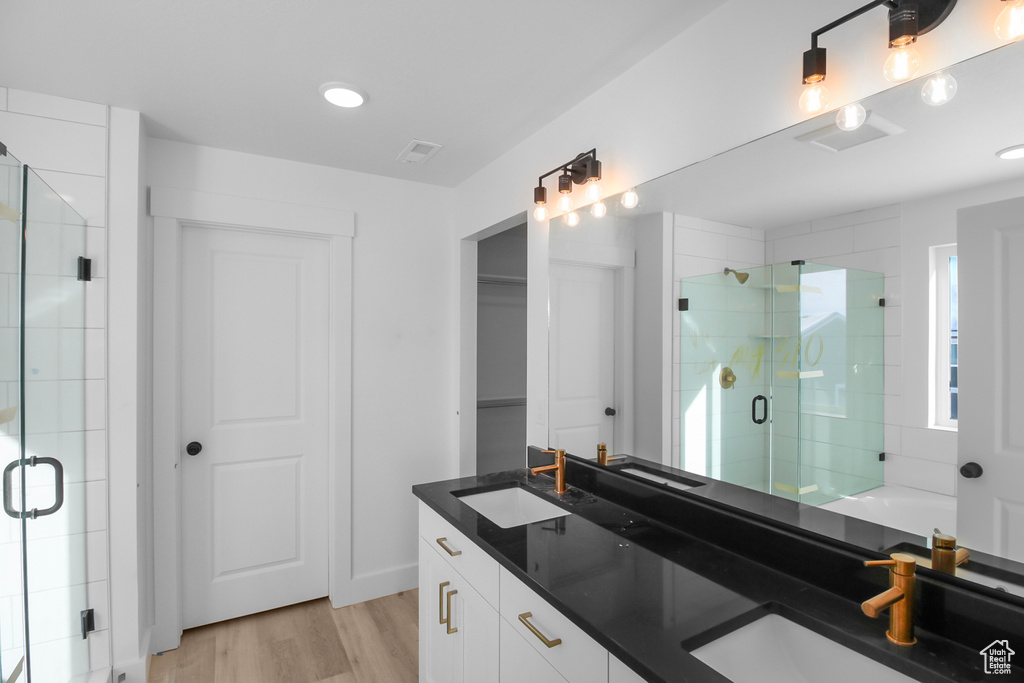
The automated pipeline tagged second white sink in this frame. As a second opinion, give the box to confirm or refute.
[691,613,916,683]
[458,487,571,529]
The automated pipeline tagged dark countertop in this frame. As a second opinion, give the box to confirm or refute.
[413,468,1009,683]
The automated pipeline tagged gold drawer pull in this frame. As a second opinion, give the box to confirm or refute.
[446,589,459,635]
[438,581,450,625]
[436,537,462,556]
[518,612,562,648]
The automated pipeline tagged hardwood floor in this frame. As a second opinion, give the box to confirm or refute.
[148,590,418,683]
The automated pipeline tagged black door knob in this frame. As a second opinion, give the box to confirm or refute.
[186,442,203,456]
[959,462,984,479]
[605,407,617,416]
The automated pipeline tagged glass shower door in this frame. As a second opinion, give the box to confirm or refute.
[1,151,91,683]
[1,148,28,683]
[21,165,91,682]
[678,265,773,490]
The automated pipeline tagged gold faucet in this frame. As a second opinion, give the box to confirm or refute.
[531,449,567,494]
[931,531,970,575]
[862,553,918,646]
[597,442,626,466]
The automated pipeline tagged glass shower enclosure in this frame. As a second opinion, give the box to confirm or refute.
[679,261,884,505]
[1,147,92,682]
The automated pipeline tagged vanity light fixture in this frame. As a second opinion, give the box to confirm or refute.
[320,82,367,108]
[995,0,1024,40]
[798,0,957,113]
[532,149,604,223]
[996,144,1024,160]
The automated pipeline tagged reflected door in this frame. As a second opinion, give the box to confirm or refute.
[180,224,330,628]
[548,262,616,457]
[957,196,1024,562]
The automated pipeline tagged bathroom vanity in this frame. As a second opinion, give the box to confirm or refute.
[413,452,1024,682]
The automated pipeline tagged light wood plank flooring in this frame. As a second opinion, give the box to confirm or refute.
[148,590,418,683]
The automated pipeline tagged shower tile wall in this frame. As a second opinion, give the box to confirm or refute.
[672,214,766,488]
[0,87,111,673]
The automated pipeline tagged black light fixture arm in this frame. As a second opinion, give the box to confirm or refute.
[536,148,599,187]
[809,0,898,50]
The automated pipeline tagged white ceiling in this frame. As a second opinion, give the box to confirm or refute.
[0,0,720,187]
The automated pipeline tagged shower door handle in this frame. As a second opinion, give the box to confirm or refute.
[2,457,64,519]
[752,395,768,425]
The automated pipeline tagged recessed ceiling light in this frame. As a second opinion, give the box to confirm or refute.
[320,82,366,108]
[996,144,1024,160]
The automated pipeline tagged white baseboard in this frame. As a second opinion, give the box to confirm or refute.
[342,562,418,608]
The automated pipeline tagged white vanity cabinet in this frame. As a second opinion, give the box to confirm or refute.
[418,504,500,683]
[498,566,609,682]
[418,502,650,683]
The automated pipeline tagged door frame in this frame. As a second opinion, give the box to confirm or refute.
[548,239,636,455]
[149,187,354,651]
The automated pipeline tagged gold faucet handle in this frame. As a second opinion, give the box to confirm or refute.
[865,552,917,576]
[541,449,565,457]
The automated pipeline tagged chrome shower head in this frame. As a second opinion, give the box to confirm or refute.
[724,267,750,285]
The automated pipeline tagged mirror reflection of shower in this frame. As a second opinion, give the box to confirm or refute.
[724,267,750,284]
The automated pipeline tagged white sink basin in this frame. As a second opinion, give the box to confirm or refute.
[621,467,696,491]
[691,614,916,683]
[458,487,571,529]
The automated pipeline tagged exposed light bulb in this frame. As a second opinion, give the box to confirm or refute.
[591,201,607,219]
[620,188,639,209]
[533,205,549,222]
[556,194,574,212]
[996,0,1024,40]
[883,46,921,83]
[584,181,603,203]
[921,71,957,106]
[835,103,867,131]
[564,211,580,228]
[799,83,830,115]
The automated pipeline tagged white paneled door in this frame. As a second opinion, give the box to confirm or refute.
[180,224,330,628]
[548,262,616,457]
[957,196,1024,563]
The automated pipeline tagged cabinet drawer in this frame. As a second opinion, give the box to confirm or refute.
[419,502,499,608]
[499,617,570,683]
[499,567,608,683]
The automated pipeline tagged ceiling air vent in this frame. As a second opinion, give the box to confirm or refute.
[397,139,442,164]
[796,112,906,153]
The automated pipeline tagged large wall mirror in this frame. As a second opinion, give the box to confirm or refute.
[541,39,1024,596]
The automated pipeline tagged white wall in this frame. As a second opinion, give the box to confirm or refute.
[0,86,112,676]
[145,139,456,602]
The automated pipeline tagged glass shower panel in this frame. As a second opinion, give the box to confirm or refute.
[679,266,772,490]
[1,150,27,683]
[794,264,885,505]
[767,263,802,501]
[21,168,90,682]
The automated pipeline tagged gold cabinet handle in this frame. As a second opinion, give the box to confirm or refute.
[436,537,462,557]
[438,581,450,625]
[518,612,562,648]
[446,589,459,635]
